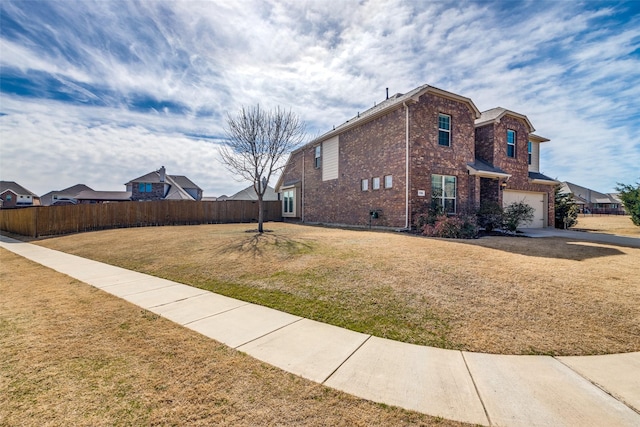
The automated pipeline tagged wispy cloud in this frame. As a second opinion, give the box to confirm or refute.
[1,0,638,196]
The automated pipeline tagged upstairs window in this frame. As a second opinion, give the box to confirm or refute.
[138,183,152,192]
[507,130,516,158]
[372,177,380,190]
[384,175,393,188]
[361,179,369,191]
[431,174,456,214]
[528,141,532,165]
[314,145,322,168]
[438,114,451,146]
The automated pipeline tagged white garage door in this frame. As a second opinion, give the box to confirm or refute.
[503,190,545,228]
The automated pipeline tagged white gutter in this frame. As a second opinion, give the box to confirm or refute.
[404,102,410,229]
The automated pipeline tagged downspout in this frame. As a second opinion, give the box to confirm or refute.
[403,102,410,229]
[301,149,305,222]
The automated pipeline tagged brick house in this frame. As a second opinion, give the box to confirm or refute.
[0,181,40,208]
[276,84,557,229]
[126,166,202,201]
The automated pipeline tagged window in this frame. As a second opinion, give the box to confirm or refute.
[361,179,369,191]
[431,174,456,214]
[507,130,516,158]
[438,114,451,146]
[528,141,532,165]
[372,177,380,190]
[6,194,11,201]
[283,189,295,214]
[384,175,393,188]
[314,145,321,168]
[138,183,152,192]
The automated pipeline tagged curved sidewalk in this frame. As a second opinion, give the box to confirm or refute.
[1,235,638,426]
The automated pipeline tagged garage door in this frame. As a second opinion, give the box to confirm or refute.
[503,190,545,228]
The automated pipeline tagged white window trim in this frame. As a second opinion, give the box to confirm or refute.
[384,175,393,188]
[507,129,516,158]
[361,179,369,191]
[372,177,380,190]
[438,113,451,147]
[431,174,457,214]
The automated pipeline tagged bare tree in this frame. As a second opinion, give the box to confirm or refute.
[220,105,306,233]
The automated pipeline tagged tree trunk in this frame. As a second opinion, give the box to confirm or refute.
[258,195,264,233]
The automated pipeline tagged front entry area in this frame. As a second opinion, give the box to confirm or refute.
[503,190,546,228]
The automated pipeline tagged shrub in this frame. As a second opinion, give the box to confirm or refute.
[503,201,534,232]
[477,201,504,232]
[422,212,478,239]
[554,184,578,229]
[616,181,640,226]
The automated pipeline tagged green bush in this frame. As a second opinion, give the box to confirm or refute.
[421,212,478,239]
[554,184,579,229]
[503,201,534,232]
[477,201,504,232]
[616,181,640,226]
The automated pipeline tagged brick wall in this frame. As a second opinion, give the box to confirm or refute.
[130,182,165,201]
[408,93,477,221]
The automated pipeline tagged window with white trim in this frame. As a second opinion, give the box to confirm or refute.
[314,145,321,168]
[438,114,451,146]
[283,189,295,215]
[372,177,380,190]
[431,174,456,214]
[507,129,516,158]
[361,179,369,191]
[384,175,393,188]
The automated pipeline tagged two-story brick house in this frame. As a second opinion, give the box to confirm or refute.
[126,166,203,201]
[277,84,556,229]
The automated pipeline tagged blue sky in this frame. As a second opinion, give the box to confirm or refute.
[1,0,639,197]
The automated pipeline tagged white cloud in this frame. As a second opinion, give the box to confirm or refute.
[1,0,639,195]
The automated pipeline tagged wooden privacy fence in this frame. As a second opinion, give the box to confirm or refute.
[0,200,282,237]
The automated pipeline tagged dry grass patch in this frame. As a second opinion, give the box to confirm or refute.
[572,215,640,237]
[31,223,640,356]
[0,249,466,427]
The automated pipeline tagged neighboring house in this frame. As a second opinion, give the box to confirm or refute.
[126,166,203,201]
[222,185,279,201]
[277,84,557,228]
[40,184,93,206]
[74,190,132,204]
[559,182,626,215]
[0,181,40,208]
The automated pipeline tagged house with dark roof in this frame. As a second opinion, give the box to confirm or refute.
[559,182,625,215]
[219,185,279,201]
[40,184,94,206]
[0,181,40,208]
[277,84,557,228]
[126,166,202,201]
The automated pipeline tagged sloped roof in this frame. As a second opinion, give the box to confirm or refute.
[528,172,558,184]
[560,182,616,203]
[0,181,38,197]
[466,159,511,179]
[171,175,201,190]
[475,107,535,133]
[297,84,481,152]
[41,184,93,205]
[74,190,131,201]
[163,174,196,200]
[228,185,279,201]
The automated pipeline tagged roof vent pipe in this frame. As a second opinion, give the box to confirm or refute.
[386,88,389,99]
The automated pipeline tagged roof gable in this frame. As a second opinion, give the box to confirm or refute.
[298,84,481,152]
[0,181,38,197]
[475,107,535,133]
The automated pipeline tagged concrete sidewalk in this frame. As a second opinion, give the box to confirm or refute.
[1,235,638,426]
[521,227,640,248]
